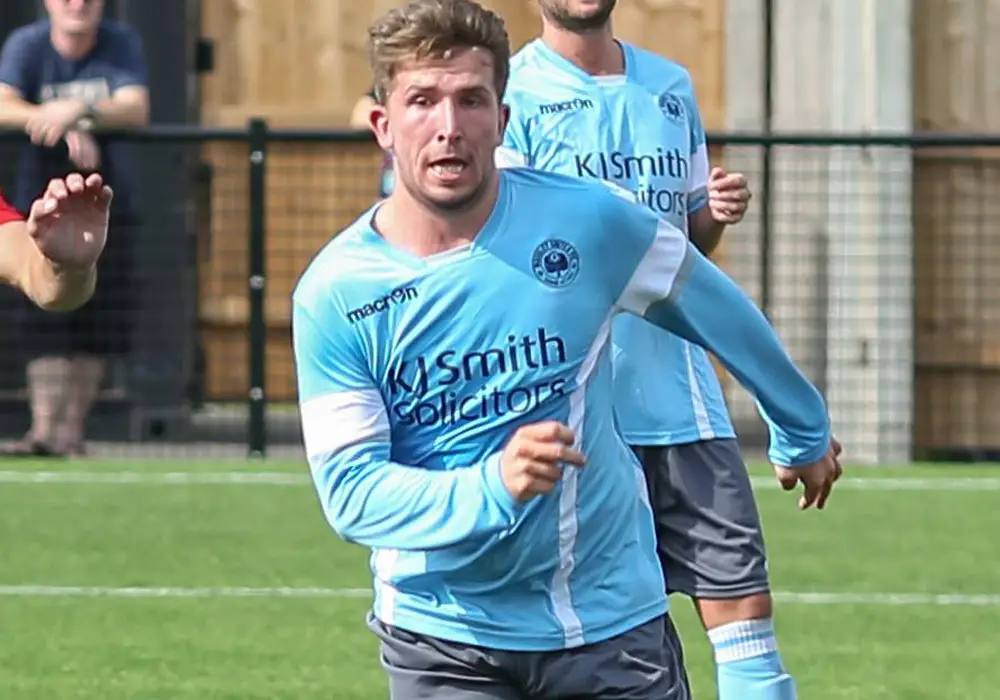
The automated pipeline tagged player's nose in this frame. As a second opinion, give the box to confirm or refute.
[434,100,462,143]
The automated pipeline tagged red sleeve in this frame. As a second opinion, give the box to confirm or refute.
[0,191,24,225]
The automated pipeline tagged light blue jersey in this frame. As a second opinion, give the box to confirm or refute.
[500,39,729,446]
[292,168,829,652]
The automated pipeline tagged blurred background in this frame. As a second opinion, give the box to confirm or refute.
[0,0,994,468]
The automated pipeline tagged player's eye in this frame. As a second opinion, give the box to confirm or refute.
[460,93,490,108]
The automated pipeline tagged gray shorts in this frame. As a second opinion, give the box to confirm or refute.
[633,438,770,599]
[367,612,691,700]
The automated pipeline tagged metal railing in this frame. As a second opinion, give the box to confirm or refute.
[1,124,998,465]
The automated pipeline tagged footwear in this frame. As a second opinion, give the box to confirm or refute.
[0,436,67,458]
[57,441,88,458]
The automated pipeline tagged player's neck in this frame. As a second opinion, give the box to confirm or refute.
[540,24,623,76]
[49,29,98,60]
[376,177,501,258]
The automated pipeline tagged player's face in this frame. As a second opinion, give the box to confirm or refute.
[538,0,616,32]
[45,0,104,36]
[370,48,508,214]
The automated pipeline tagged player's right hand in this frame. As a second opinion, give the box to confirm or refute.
[773,437,843,510]
[500,421,586,502]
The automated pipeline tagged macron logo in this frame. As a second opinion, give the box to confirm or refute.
[539,98,593,115]
[346,286,418,324]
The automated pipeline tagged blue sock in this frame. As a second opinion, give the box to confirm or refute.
[708,618,797,700]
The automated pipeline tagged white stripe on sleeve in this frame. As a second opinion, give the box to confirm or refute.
[689,143,709,194]
[300,389,390,460]
[616,218,690,316]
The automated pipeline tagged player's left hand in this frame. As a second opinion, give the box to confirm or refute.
[773,436,843,510]
[26,99,89,147]
[27,173,113,271]
[707,167,751,225]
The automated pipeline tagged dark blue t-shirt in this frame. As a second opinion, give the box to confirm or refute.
[0,19,147,216]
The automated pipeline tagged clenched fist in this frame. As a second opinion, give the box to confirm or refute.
[500,421,586,502]
[707,167,751,225]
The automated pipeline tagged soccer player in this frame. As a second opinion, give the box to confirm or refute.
[498,2,828,698]
[0,173,111,311]
[292,1,838,698]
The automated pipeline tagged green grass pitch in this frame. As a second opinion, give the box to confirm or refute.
[0,457,997,699]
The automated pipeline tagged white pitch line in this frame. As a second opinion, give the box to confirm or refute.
[785,477,1000,491]
[0,470,998,491]
[771,592,1000,606]
[0,585,997,606]
[0,585,372,599]
[0,471,308,485]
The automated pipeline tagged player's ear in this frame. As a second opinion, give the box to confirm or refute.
[368,100,393,151]
[497,102,510,143]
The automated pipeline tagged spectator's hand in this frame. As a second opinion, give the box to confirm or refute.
[773,437,843,510]
[500,421,586,502]
[27,173,112,271]
[65,130,101,170]
[708,167,751,224]
[26,99,89,147]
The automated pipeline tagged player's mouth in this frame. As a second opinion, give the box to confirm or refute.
[428,157,469,182]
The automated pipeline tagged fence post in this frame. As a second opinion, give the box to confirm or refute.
[759,0,774,319]
[247,118,268,458]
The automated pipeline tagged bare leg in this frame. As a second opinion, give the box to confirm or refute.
[1,357,72,456]
[55,355,105,455]
[27,356,71,446]
[695,593,773,631]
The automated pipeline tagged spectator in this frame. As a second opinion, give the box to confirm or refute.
[0,0,149,457]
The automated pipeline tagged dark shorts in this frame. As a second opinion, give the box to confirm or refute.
[19,216,139,358]
[633,438,771,599]
[368,612,691,700]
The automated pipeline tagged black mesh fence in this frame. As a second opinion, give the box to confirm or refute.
[714,134,1000,465]
[0,126,997,465]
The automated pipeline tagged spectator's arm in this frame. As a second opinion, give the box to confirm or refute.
[87,85,148,128]
[86,27,149,129]
[0,29,40,129]
[0,84,39,129]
